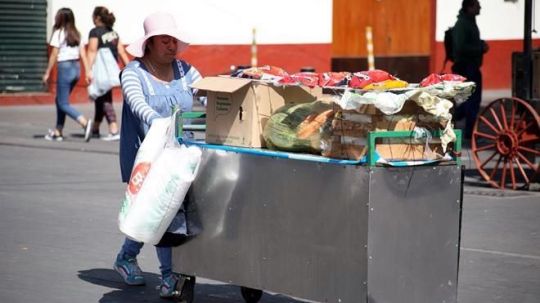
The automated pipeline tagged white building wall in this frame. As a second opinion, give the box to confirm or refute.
[47,1,540,46]
[436,0,540,41]
[48,0,332,45]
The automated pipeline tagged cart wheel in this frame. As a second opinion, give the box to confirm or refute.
[471,97,540,189]
[240,286,263,303]
[177,275,196,303]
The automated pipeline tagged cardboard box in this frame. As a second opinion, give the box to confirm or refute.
[192,77,322,147]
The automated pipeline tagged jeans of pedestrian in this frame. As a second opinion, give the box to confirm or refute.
[452,63,482,139]
[55,60,83,130]
[118,237,172,278]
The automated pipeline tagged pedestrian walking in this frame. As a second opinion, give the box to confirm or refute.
[87,6,130,141]
[113,12,202,299]
[42,8,93,142]
[452,0,489,139]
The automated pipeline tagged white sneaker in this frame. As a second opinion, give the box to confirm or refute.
[101,133,120,141]
[84,120,93,142]
[44,129,63,141]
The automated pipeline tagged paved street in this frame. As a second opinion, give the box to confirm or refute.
[0,103,539,303]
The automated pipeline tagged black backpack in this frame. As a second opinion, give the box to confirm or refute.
[442,27,454,72]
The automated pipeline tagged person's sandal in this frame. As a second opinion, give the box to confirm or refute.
[159,274,195,300]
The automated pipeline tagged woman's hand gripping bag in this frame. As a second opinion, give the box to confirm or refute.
[118,114,202,245]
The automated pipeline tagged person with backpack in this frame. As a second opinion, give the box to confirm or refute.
[451,0,489,139]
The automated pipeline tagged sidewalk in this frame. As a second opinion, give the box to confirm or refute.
[0,87,123,106]
[0,103,119,155]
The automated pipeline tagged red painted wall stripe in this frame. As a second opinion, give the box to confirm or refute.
[182,44,332,76]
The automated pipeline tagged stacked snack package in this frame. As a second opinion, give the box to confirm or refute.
[321,104,376,160]
[320,72,474,161]
[321,102,447,161]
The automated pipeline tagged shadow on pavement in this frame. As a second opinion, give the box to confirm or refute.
[78,269,305,303]
[78,268,162,302]
[462,168,494,189]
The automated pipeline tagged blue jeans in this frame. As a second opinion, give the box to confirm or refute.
[55,60,83,129]
[118,237,172,278]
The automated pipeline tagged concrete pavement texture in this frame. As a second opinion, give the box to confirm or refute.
[0,103,539,303]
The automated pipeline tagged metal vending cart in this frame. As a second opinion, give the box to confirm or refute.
[172,128,464,303]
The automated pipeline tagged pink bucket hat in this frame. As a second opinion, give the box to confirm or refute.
[126,12,189,57]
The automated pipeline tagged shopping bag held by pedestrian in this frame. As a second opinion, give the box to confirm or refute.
[88,48,121,100]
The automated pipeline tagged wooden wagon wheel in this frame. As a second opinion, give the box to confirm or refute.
[471,97,540,190]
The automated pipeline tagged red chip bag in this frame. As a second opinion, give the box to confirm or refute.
[260,65,289,77]
[277,75,297,85]
[349,69,395,89]
[319,72,349,87]
[420,73,442,87]
[349,72,372,89]
[365,69,395,82]
[291,72,320,87]
[420,73,467,87]
[441,73,466,82]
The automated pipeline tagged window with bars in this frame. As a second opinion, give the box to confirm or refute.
[0,0,48,93]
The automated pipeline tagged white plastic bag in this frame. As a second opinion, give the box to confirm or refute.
[88,48,121,100]
[118,112,202,245]
[118,118,170,228]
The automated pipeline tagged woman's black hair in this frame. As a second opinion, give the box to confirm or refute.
[53,8,81,47]
[93,6,116,29]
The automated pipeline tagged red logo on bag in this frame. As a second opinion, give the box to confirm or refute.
[128,162,151,196]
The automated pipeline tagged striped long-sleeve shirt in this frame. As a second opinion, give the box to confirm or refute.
[120,59,202,127]
[119,59,202,182]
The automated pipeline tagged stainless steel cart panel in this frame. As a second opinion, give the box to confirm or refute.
[173,148,462,303]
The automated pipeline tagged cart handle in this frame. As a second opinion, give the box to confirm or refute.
[366,129,462,166]
[175,111,206,137]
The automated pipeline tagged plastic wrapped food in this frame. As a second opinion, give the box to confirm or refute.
[420,73,467,87]
[290,72,320,87]
[263,101,334,152]
[231,65,289,80]
[319,72,350,87]
[349,69,396,89]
